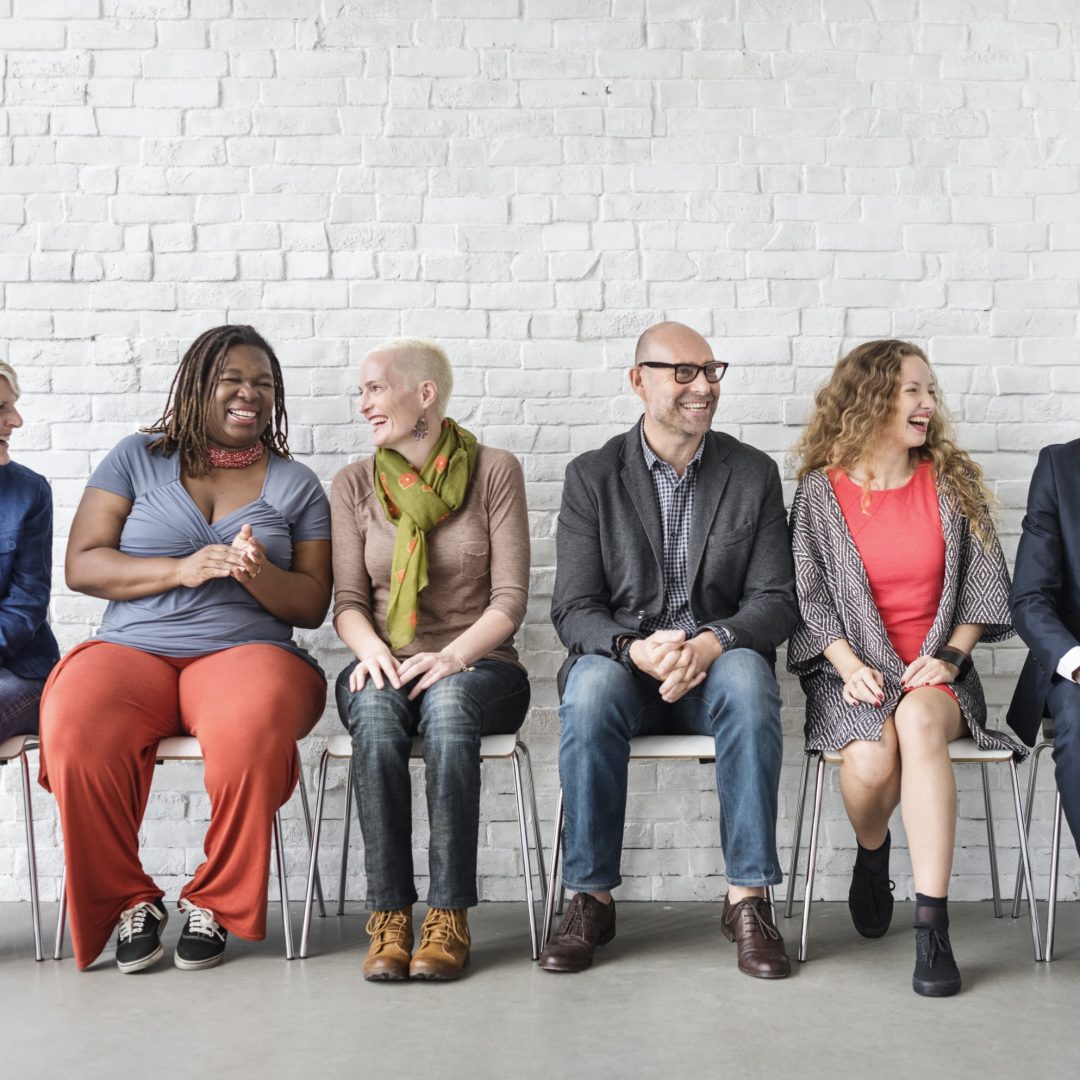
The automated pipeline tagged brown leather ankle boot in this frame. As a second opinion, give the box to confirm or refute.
[363,907,413,981]
[409,907,470,980]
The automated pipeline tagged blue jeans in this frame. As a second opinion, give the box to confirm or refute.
[336,659,530,911]
[559,651,784,892]
[0,666,44,744]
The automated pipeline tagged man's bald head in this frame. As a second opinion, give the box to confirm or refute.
[634,321,713,365]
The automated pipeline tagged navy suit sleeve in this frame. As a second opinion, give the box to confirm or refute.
[0,479,54,664]
[550,456,627,658]
[1010,446,1079,674]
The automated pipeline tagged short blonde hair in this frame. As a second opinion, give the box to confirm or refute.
[369,338,453,416]
[0,361,20,398]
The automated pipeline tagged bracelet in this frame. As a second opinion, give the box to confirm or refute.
[934,646,972,681]
[445,649,476,673]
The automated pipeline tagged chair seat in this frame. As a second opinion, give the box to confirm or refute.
[324,732,519,760]
[628,734,716,759]
[822,737,1013,766]
[155,736,204,761]
[0,735,38,761]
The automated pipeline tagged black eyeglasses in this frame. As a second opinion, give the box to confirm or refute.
[638,361,729,384]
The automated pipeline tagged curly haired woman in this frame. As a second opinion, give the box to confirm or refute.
[787,340,1018,997]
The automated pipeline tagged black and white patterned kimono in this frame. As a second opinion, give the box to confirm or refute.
[787,468,1023,758]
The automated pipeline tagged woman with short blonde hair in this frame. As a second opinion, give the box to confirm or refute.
[332,337,530,982]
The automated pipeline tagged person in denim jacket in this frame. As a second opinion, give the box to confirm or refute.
[0,360,59,744]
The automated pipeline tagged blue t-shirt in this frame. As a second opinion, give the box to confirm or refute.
[88,433,330,666]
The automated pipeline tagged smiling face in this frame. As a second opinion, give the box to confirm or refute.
[0,377,23,466]
[629,323,720,446]
[203,345,276,450]
[357,349,437,459]
[885,352,936,454]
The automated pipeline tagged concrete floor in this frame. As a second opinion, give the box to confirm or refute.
[0,900,1075,1080]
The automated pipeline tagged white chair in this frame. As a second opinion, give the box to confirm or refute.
[540,735,777,949]
[784,737,1043,962]
[300,732,547,960]
[0,735,43,961]
[1010,725,1065,960]
[53,735,323,962]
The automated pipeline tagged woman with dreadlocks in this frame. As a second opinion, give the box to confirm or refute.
[39,325,331,974]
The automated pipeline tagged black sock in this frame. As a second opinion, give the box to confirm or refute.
[854,830,891,874]
[914,892,949,932]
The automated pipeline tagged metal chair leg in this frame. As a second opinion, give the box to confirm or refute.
[300,749,330,959]
[518,742,548,905]
[337,763,355,917]
[511,746,540,960]
[296,765,325,919]
[981,763,1002,918]
[1008,760,1043,961]
[54,866,66,961]
[18,748,43,962]
[541,789,564,949]
[798,755,827,963]
[273,810,294,960]
[1046,791,1062,962]
[785,752,813,919]
[1012,741,1049,918]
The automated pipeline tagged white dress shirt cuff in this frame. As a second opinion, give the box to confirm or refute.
[1057,646,1080,683]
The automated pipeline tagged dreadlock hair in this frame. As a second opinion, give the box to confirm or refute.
[142,325,292,478]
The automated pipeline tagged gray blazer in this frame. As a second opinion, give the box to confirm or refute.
[551,424,798,692]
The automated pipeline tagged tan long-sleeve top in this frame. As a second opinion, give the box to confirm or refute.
[330,444,530,669]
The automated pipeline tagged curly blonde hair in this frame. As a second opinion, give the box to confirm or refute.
[790,339,997,545]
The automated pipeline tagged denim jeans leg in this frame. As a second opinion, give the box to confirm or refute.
[417,660,529,910]
[335,662,418,911]
[672,649,784,887]
[558,655,654,893]
[0,667,44,744]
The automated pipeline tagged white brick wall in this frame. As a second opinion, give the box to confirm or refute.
[2,3,1078,907]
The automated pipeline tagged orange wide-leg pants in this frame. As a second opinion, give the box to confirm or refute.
[39,640,326,970]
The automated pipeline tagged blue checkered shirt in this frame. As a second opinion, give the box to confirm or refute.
[638,424,735,651]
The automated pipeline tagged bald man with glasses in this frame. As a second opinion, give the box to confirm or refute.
[541,321,798,978]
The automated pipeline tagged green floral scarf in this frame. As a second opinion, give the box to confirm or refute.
[374,417,478,649]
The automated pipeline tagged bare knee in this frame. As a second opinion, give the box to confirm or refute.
[895,694,954,755]
[841,737,900,790]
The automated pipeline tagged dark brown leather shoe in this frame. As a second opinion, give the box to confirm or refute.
[720,894,791,979]
[538,893,616,973]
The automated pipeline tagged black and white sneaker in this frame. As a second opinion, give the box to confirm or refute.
[174,899,228,971]
[115,899,169,974]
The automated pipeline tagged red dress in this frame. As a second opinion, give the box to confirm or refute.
[830,463,957,701]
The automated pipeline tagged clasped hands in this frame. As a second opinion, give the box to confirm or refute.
[177,523,267,588]
[841,655,960,707]
[629,629,722,703]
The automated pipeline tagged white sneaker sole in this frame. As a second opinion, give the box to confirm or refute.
[116,942,165,974]
[174,948,225,971]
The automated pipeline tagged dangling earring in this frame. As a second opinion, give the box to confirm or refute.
[412,410,429,441]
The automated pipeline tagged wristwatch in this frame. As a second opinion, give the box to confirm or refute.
[614,633,640,672]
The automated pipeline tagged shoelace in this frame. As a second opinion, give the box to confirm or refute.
[737,899,781,942]
[366,910,410,951]
[556,896,588,941]
[918,925,952,968]
[179,898,225,941]
[421,909,469,949]
[118,902,157,944]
